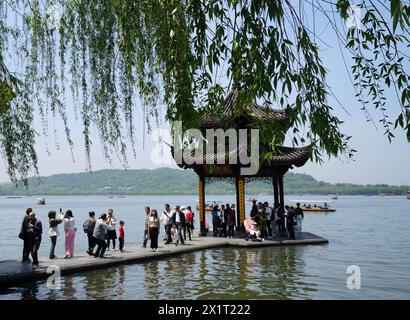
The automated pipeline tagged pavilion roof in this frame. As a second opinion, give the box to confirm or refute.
[171,145,310,175]
[200,86,289,129]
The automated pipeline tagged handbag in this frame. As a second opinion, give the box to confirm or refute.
[18,231,25,240]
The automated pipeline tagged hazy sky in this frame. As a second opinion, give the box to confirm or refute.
[1,6,409,185]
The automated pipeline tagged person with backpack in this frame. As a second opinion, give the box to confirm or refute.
[48,209,64,259]
[83,211,97,256]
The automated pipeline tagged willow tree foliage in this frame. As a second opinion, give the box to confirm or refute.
[0,0,409,182]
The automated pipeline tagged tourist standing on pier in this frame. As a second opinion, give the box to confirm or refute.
[142,206,150,248]
[258,202,267,239]
[26,212,42,269]
[48,210,63,259]
[227,205,236,238]
[161,203,172,242]
[19,208,33,263]
[211,205,220,237]
[295,203,304,233]
[223,204,231,237]
[264,202,273,237]
[93,214,109,258]
[184,206,194,241]
[64,210,76,259]
[83,211,97,256]
[119,220,125,252]
[286,206,296,240]
[250,199,258,217]
[106,209,118,251]
[148,209,160,252]
[172,205,185,245]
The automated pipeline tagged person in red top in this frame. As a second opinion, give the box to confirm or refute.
[119,220,125,252]
[184,206,194,241]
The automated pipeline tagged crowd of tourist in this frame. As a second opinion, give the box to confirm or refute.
[19,207,126,269]
[244,200,304,241]
[18,200,304,269]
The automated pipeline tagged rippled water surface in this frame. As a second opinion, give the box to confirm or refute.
[0,195,409,299]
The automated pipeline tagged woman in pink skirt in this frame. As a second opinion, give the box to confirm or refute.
[64,210,76,258]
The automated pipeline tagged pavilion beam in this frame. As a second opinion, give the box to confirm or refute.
[235,178,240,229]
[273,177,279,208]
[198,175,206,236]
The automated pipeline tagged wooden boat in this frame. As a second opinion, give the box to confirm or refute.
[301,206,336,212]
[331,196,338,200]
[37,197,46,205]
[196,200,222,212]
[290,199,336,212]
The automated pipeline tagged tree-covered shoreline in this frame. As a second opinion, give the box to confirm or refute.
[0,168,407,196]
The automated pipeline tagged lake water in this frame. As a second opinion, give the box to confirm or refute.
[0,195,409,299]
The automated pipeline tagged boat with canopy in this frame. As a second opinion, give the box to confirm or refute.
[289,200,336,212]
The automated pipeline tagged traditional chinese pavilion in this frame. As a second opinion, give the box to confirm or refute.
[172,86,310,235]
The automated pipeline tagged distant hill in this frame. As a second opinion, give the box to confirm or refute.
[0,168,408,196]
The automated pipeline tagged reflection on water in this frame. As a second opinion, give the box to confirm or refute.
[0,247,318,300]
[1,196,410,300]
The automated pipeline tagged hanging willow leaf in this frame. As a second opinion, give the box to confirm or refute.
[0,0,408,183]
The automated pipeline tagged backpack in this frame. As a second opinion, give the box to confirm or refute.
[83,219,91,233]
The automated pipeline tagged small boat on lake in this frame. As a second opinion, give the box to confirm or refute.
[407,191,410,200]
[196,200,222,212]
[37,197,46,205]
[289,200,336,212]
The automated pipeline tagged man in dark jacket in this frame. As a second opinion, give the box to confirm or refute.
[20,208,33,263]
[26,212,42,269]
[171,205,185,245]
[286,207,296,240]
[85,211,97,255]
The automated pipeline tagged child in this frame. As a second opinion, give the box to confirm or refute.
[119,220,125,252]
